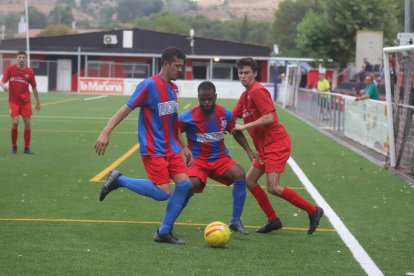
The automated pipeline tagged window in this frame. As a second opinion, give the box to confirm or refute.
[212,63,234,80]
[122,62,150,78]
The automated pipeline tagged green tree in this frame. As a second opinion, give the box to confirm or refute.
[49,5,74,26]
[98,5,118,28]
[37,24,71,36]
[28,6,47,28]
[240,15,248,43]
[0,12,20,33]
[117,0,164,23]
[270,0,317,56]
[297,0,400,62]
[135,8,190,34]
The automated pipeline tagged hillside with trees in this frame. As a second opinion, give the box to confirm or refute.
[0,0,408,62]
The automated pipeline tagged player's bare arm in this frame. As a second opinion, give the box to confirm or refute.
[232,112,274,132]
[232,130,254,160]
[94,104,133,156]
[177,128,193,166]
[33,87,41,112]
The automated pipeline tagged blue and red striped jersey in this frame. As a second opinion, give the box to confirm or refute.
[179,104,235,162]
[127,74,181,156]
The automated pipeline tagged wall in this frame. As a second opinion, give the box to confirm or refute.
[356,30,383,71]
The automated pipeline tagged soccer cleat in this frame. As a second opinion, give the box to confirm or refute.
[12,146,17,154]
[99,170,121,201]
[229,220,249,235]
[23,148,34,154]
[256,218,283,233]
[308,206,324,234]
[153,230,185,245]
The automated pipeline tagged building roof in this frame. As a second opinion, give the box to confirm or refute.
[0,28,271,58]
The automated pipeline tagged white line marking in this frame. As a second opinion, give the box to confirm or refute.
[288,157,383,276]
[0,115,135,121]
[84,95,108,101]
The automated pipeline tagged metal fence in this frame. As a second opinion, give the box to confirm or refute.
[292,88,346,132]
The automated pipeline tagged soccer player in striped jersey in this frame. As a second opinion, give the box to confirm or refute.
[94,47,192,245]
[232,57,324,235]
[178,81,256,235]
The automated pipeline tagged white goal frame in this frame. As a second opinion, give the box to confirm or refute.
[383,44,414,167]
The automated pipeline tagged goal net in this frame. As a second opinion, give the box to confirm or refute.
[383,45,414,175]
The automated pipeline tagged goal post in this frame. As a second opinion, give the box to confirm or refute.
[383,44,414,173]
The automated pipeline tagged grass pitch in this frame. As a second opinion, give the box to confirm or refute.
[0,93,412,275]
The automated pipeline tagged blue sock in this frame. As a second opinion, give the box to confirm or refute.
[159,180,191,234]
[118,175,170,201]
[231,179,247,224]
[182,191,193,209]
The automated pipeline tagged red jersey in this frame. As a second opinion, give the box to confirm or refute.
[232,81,288,150]
[2,64,36,104]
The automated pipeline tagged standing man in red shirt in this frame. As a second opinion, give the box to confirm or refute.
[0,50,40,154]
[232,57,324,234]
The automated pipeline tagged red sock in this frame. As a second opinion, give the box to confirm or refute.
[24,128,31,148]
[280,187,317,214]
[11,128,18,147]
[251,185,277,221]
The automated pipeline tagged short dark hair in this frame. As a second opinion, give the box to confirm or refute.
[236,57,258,73]
[198,81,216,93]
[17,50,27,56]
[161,47,186,63]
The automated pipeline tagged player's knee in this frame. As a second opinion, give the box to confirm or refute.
[268,185,283,196]
[189,177,202,193]
[233,170,246,180]
[153,191,170,201]
[175,179,191,191]
[245,181,256,192]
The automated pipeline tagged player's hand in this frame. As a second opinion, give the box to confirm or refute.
[182,146,193,167]
[94,132,109,156]
[35,102,40,112]
[231,123,245,134]
[247,151,263,164]
[1,85,8,92]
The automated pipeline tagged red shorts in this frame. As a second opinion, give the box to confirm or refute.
[252,135,291,173]
[188,156,237,193]
[9,102,32,117]
[141,153,187,185]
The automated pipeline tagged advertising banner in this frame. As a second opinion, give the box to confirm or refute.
[79,78,124,94]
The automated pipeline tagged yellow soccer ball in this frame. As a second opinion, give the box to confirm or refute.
[204,221,231,248]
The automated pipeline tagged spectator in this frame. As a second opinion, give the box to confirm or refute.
[316,73,330,92]
[316,73,331,120]
[355,74,379,101]
[358,58,373,81]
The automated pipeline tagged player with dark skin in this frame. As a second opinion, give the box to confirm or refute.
[179,81,257,234]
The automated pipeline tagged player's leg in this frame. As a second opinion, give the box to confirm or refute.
[22,116,33,154]
[9,103,19,153]
[220,162,248,234]
[266,171,323,234]
[99,155,170,202]
[155,153,191,244]
[264,136,323,234]
[247,165,282,233]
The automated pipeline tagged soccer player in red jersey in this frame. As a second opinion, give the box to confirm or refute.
[179,81,256,235]
[231,57,324,234]
[0,50,40,154]
[94,47,193,245]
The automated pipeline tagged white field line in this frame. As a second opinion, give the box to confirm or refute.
[84,95,108,101]
[288,157,383,276]
[0,114,135,121]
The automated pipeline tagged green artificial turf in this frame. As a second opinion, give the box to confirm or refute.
[0,93,412,275]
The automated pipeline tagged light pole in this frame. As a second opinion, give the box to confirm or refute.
[24,0,30,66]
